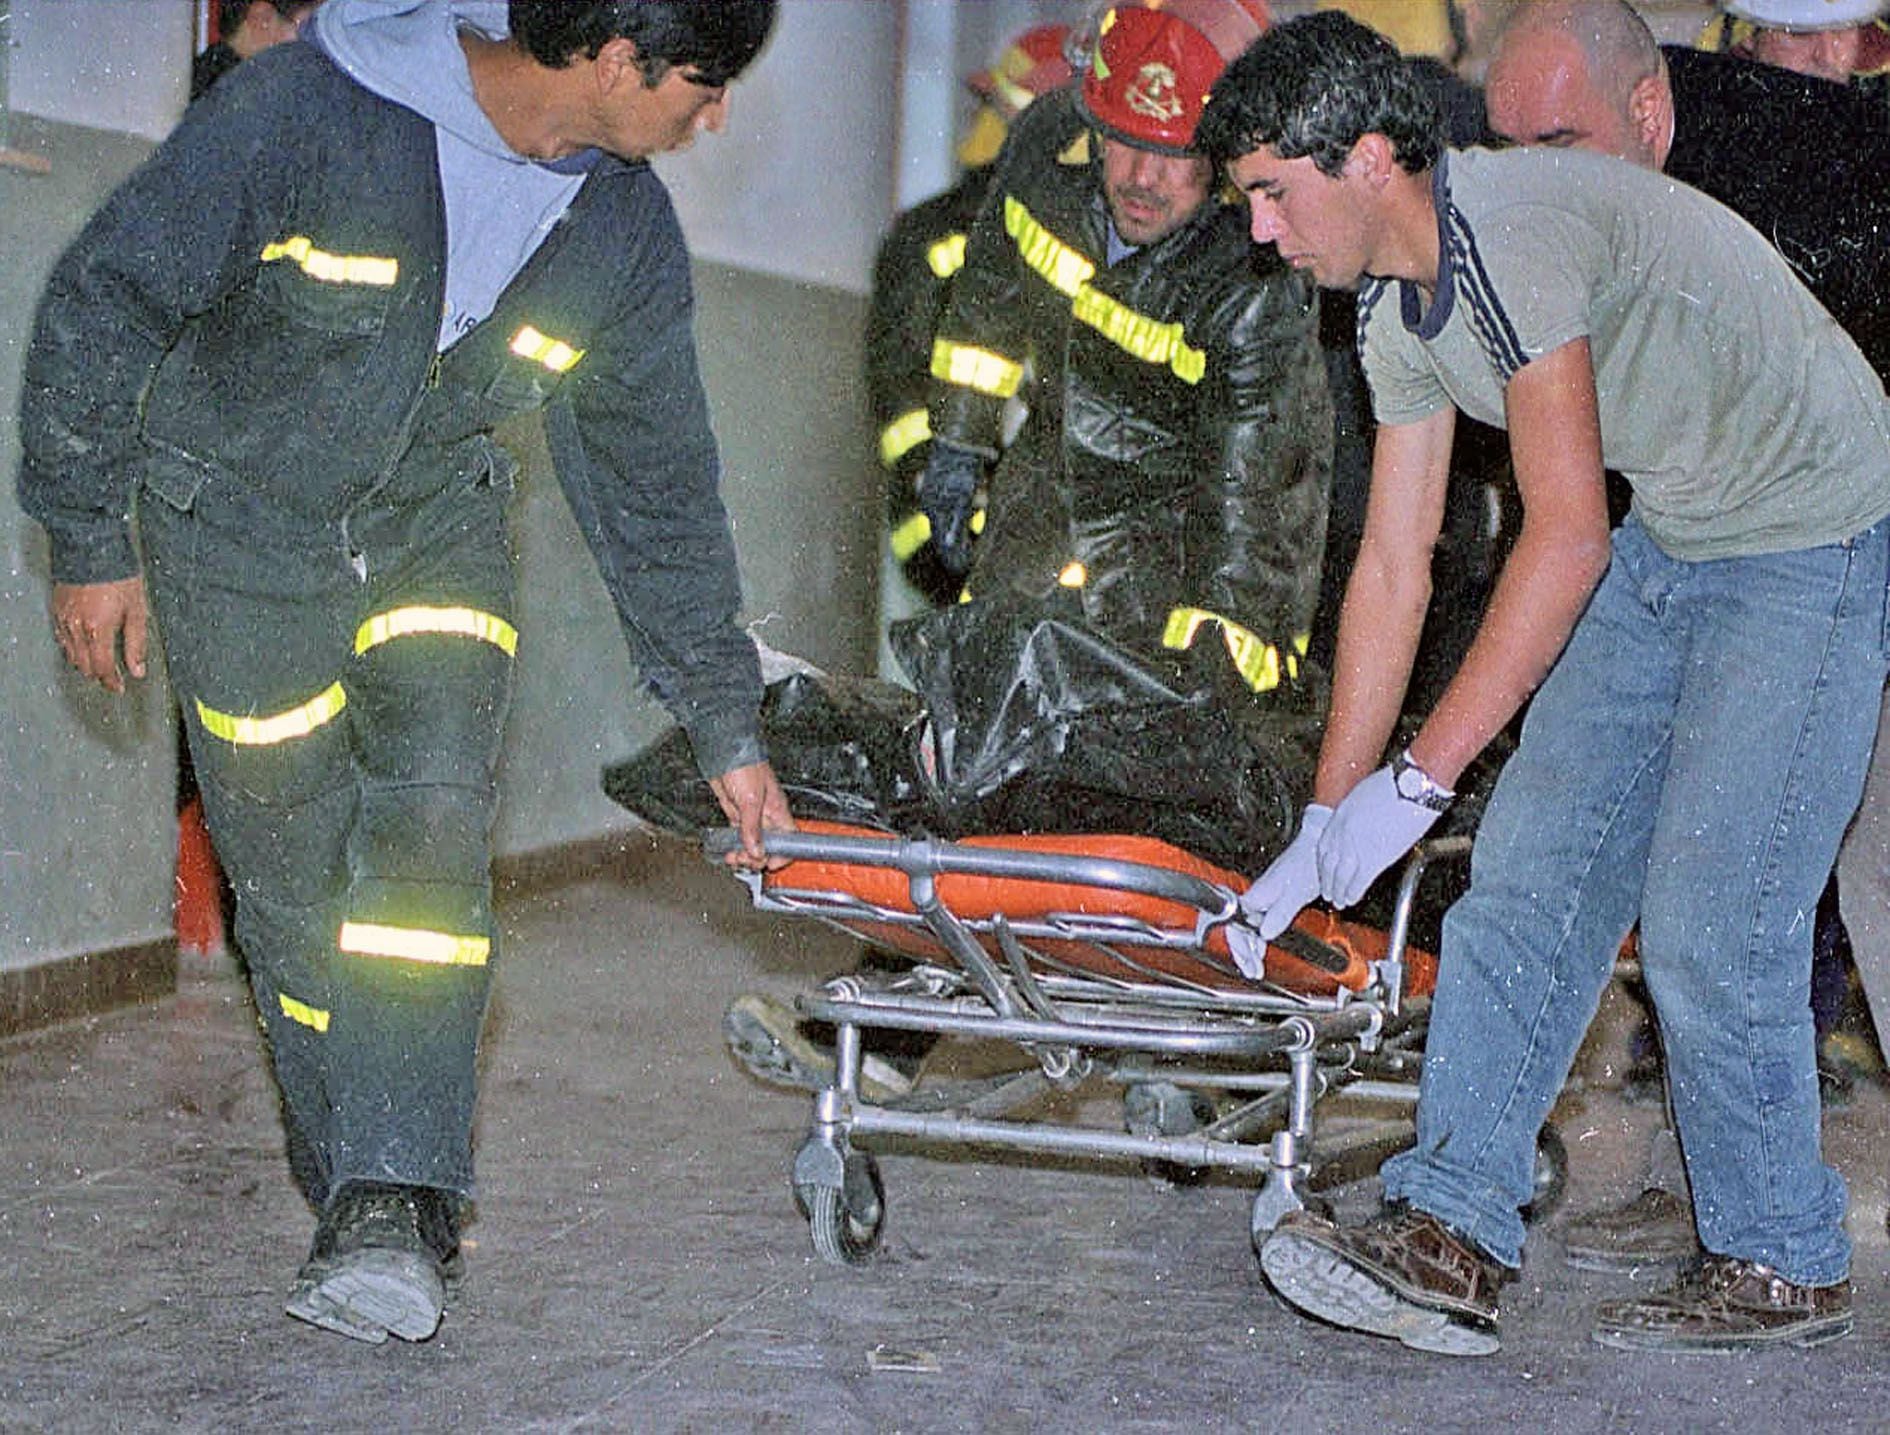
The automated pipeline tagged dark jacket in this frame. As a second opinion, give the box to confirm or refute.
[928,89,1332,693]
[865,164,993,603]
[18,41,761,774]
[1664,45,1890,380]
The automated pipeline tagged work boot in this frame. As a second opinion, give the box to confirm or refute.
[1592,1254,1853,1353]
[285,1181,461,1344]
[1259,1204,1511,1356]
[1560,1187,1699,1274]
[723,993,921,1103]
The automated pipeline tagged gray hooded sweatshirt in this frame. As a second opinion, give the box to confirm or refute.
[310,0,589,348]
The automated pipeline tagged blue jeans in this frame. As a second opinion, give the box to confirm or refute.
[1382,514,1890,1284]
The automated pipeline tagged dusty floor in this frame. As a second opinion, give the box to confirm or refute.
[2,832,1887,1433]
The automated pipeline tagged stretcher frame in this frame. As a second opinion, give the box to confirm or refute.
[717,822,1503,1265]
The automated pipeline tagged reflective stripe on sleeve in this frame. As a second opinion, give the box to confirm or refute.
[931,338,1023,397]
[509,325,585,374]
[926,233,967,279]
[879,407,933,468]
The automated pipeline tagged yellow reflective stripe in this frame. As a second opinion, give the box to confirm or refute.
[259,235,398,287]
[1003,198,1206,384]
[891,505,986,562]
[890,511,932,561]
[926,233,967,279]
[1162,607,1311,694]
[338,921,490,968]
[1004,196,1095,297]
[196,683,347,747]
[932,338,1023,397]
[509,324,585,374]
[1058,560,1087,588]
[879,407,932,468]
[353,606,519,657]
[1071,285,1207,384]
[278,993,330,1034]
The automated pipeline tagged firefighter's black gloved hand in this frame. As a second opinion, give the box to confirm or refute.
[919,440,985,579]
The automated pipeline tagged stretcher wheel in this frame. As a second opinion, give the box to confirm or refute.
[800,1151,885,1265]
[1523,1123,1568,1224]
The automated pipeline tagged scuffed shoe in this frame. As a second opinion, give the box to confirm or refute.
[1260,1205,1511,1356]
[723,993,918,1102]
[1561,1187,1698,1274]
[285,1181,461,1344]
[1592,1254,1852,1353]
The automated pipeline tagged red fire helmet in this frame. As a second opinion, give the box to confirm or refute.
[966,23,1077,120]
[1079,0,1271,154]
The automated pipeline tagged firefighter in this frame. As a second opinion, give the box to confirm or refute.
[870,23,1075,607]
[18,0,789,1345]
[919,0,1330,687]
[726,0,1334,1103]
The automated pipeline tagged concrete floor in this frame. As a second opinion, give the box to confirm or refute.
[3,832,1889,1433]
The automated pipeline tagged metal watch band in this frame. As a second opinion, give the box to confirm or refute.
[1392,748,1454,813]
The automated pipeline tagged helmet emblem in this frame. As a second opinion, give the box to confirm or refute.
[1125,61,1183,123]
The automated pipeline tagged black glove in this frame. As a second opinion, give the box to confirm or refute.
[918,440,985,579]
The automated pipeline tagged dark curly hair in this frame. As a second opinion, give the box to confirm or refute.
[509,1,776,87]
[1198,11,1443,177]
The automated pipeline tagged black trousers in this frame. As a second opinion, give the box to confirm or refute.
[141,473,515,1206]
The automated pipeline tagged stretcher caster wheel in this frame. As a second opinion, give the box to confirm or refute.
[797,1151,885,1265]
[1522,1123,1568,1224]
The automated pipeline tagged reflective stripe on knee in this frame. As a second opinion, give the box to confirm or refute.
[196,682,347,745]
[338,920,490,967]
[278,992,331,1033]
[353,606,519,657]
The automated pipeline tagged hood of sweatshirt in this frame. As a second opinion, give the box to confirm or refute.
[309,0,519,160]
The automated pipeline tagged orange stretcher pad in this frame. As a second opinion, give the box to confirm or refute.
[761,819,1438,1000]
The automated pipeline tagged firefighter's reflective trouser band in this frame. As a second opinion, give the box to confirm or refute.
[141,478,517,1209]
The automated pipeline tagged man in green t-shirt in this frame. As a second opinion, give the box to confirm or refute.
[1200,10,1890,1356]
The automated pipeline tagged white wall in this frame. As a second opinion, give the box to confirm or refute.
[8,0,192,142]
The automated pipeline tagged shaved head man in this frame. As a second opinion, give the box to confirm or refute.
[1485,0,1674,165]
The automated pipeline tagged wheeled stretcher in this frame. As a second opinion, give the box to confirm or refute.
[715,818,1561,1265]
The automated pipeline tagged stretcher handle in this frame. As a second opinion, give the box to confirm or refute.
[702,826,1236,918]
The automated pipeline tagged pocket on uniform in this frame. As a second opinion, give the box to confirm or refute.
[255,239,397,336]
[481,323,585,411]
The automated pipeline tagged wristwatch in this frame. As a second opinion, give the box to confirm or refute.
[1391,748,1455,813]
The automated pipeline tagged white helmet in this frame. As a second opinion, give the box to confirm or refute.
[1723,0,1888,30]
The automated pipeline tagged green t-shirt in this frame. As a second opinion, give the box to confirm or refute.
[1359,147,1890,560]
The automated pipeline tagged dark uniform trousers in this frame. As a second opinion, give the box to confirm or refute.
[141,465,515,1206]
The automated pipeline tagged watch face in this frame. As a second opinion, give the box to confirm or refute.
[1396,765,1424,800]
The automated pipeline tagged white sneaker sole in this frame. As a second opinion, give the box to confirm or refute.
[1261,1228,1501,1357]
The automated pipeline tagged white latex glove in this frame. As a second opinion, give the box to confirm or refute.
[1316,764,1444,909]
[1229,804,1334,976]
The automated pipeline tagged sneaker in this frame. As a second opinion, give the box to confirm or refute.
[723,993,918,1102]
[1561,1187,1698,1274]
[1259,1206,1511,1356]
[1592,1255,1853,1353]
[285,1181,460,1344]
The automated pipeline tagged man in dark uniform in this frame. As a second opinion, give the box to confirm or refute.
[868,24,1073,607]
[20,0,789,1346]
